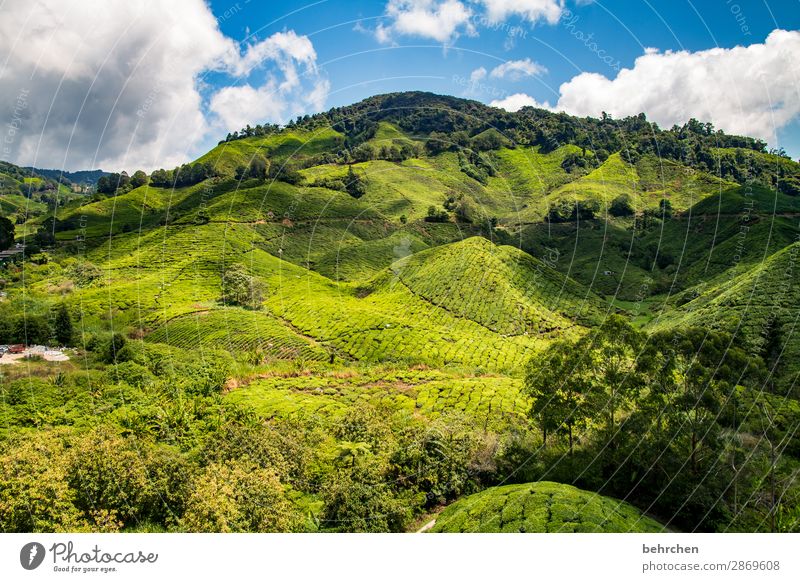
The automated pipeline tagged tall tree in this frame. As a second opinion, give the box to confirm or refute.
[53,303,73,346]
[524,340,593,454]
[0,216,15,250]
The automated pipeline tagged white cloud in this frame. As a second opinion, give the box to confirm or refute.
[470,67,488,82]
[377,0,475,44]
[490,93,553,111]
[490,58,547,80]
[555,29,800,143]
[478,0,564,25]
[0,0,328,171]
[210,30,328,133]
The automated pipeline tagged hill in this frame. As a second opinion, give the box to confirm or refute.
[392,236,605,334]
[2,90,800,535]
[430,481,665,533]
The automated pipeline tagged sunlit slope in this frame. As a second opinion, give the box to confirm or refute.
[652,240,800,389]
[260,248,545,372]
[226,368,527,431]
[547,153,734,214]
[430,481,665,533]
[392,236,606,335]
[147,309,329,361]
[196,127,345,175]
[52,180,225,239]
[52,220,548,370]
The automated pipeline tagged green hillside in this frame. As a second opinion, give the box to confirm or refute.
[430,482,665,533]
[653,240,800,389]
[394,236,605,334]
[197,127,345,176]
[2,91,800,534]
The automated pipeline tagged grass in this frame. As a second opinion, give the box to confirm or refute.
[0,193,47,217]
[430,481,665,533]
[53,180,217,240]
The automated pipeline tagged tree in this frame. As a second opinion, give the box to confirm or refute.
[0,216,15,250]
[130,170,148,188]
[576,315,646,448]
[105,332,127,363]
[424,205,449,223]
[149,168,172,187]
[523,340,593,453]
[221,264,265,309]
[0,433,89,532]
[248,156,268,180]
[621,328,768,530]
[320,460,411,532]
[53,303,73,346]
[659,198,673,218]
[345,165,366,198]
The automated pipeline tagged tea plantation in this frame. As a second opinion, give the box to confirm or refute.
[2,91,799,534]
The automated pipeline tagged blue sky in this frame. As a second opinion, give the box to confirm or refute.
[2,0,798,170]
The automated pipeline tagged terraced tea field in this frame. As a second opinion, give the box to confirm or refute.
[147,309,329,361]
[226,368,527,430]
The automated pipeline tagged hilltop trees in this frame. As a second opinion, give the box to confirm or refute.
[130,170,148,188]
[97,171,130,195]
[149,162,215,188]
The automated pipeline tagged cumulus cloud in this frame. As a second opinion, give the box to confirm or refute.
[555,29,800,143]
[490,93,553,111]
[478,0,564,25]
[470,67,488,82]
[490,58,546,80]
[376,0,475,44]
[0,0,328,171]
[209,30,328,133]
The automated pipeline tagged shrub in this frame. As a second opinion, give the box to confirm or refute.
[180,461,303,532]
[609,194,635,217]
